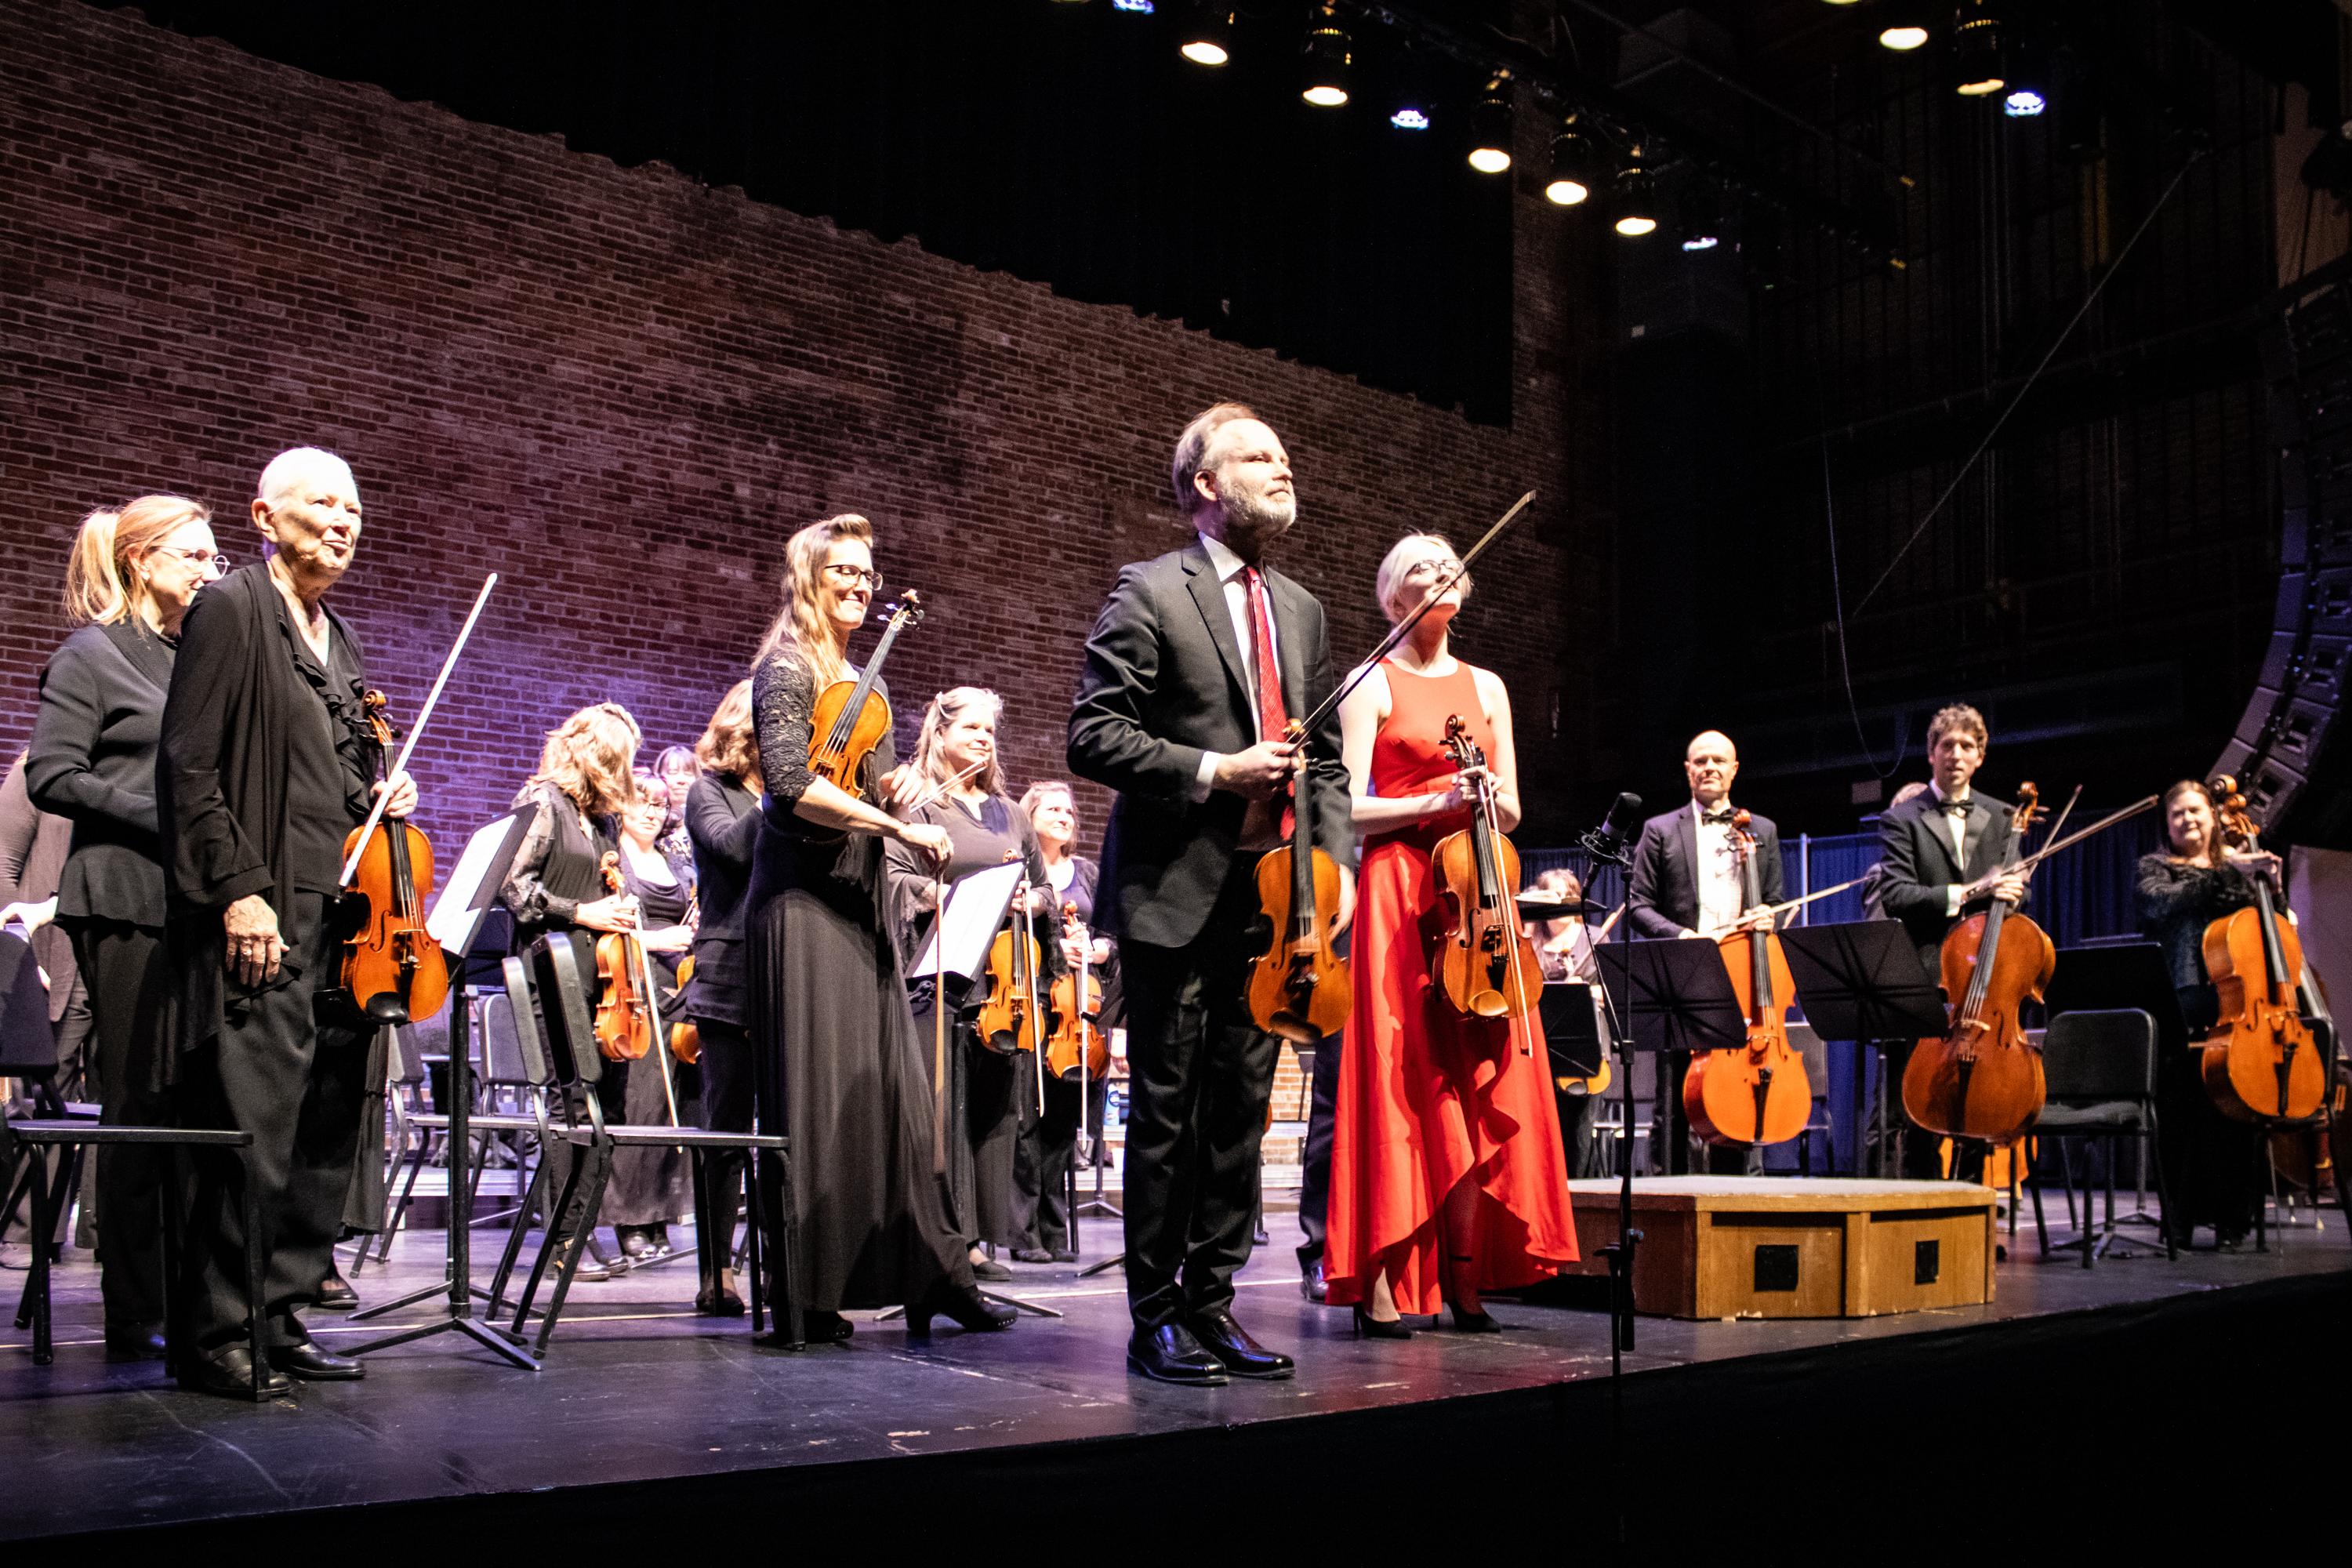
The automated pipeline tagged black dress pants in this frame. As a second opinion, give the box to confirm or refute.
[695,1018,755,1269]
[176,892,367,1352]
[1116,869,1278,1330]
[1294,1028,1341,1269]
[65,921,172,1328]
[1011,1071,1081,1252]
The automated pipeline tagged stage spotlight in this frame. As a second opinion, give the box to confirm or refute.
[1545,120,1594,205]
[1613,154,1657,237]
[1878,2,1930,50]
[1112,0,1155,10]
[1301,5,1350,107]
[1955,3,2004,96]
[1468,77,1513,173]
[1677,183,1722,251]
[1181,5,1232,66]
[2004,87,2045,117]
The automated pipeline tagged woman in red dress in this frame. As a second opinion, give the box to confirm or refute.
[1326,534,1580,1334]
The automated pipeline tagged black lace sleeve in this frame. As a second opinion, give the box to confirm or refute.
[2134,854,2248,927]
[752,653,818,812]
[499,787,580,929]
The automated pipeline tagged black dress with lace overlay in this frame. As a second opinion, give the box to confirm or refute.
[745,652,971,1312]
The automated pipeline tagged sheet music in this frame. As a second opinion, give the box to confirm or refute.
[909,861,1026,982]
[426,812,521,955]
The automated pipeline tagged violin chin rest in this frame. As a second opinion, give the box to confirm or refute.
[365,996,412,1027]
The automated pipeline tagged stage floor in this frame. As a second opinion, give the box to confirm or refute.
[3,1197,2347,1544]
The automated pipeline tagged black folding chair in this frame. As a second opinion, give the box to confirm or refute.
[497,935,795,1354]
[2029,1008,2175,1268]
[371,996,549,1268]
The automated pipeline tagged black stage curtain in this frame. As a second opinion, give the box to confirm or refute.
[100,0,1517,425]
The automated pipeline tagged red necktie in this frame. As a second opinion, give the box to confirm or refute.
[1245,568,1294,840]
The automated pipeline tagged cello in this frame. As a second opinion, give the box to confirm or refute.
[326,691,448,1028]
[2199,777,2324,1123]
[1685,811,1809,1148]
[1429,713,1541,1043]
[1901,784,2053,1147]
[808,592,923,799]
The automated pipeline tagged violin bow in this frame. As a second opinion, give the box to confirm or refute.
[337,572,499,887]
[2012,791,2156,877]
[903,757,988,816]
[1287,489,1537,743]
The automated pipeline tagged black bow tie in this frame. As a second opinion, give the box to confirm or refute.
[1936,797,1972,818]
[1700,808,1736,826]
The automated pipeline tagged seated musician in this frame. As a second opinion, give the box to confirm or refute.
[2135,779,2274,1248]
[1626,730,1783,1174]
[603,770,697,1265]
[1872,704,2027,1182]
[1526,866,1604,982]
[1008,780,1113,1265]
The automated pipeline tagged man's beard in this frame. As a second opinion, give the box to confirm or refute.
[1222,485,1296,541]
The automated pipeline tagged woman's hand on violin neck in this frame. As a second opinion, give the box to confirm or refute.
[374,769,419,819]
[577,893,641,933]
[1060,937,1091,967]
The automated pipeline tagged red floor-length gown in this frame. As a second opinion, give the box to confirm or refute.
[1324,660,1580,1313]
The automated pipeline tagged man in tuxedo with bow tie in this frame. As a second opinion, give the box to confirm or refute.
[1627,731,1784,1173]
[1070,402,1353,1386]
[1874,703,2028,1181]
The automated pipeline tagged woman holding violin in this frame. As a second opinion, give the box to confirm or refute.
[498,701,644,1282]
[604,771,697,1264]
[745,514,1009,1342]
[681,680,761,1316]
[882,687,1060,1279]
[2136,779,2272,1247]
[25,496,223,1358]
[1325,535,1578,1335]
[1007,780,1115,1264]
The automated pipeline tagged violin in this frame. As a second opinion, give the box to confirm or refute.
[1685,810,1810,1148]
[1247,727,1352,1046]
[328,691,448,1028]
[593,851,654,1063]
[1045,901,1108,1082]
[1429,714,1541,1036]
[1901,783,2053,1148]
[2199,776,2324,1123]
[668,890,701,1066]
[808,593,923,799]
[975,881,1047,1057]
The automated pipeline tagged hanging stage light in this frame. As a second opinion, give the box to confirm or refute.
[1677,182,1722,251]
[1544,118,1593,205]
[1111,0,1156,11]
[1468,76,1513,173]
[1877,1,1930,51]
[1181,5,1233,66]
[1954,3,2005,96]
[1613,151,1657,237]
[1301,4,1351,107]
[2003,87,2045,117]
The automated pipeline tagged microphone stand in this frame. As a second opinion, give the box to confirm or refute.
[1579,818,1642,1548]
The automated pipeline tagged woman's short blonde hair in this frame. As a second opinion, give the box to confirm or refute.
[63,494,212,627]
[531,702,641,818]
[1374,532,1472,625]
[914,686,1004,798]
[695,679,760,786]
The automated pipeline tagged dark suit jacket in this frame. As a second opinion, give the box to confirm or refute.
[1068,538,1350,949]
[0,754,75,1019]
[1875,789,2027,978]
[684,771,760,1026]
[26,621,175,929]
[1627,802,1784,938]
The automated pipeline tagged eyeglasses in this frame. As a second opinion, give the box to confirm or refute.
[1399,557,1465,581]
[153,546,230,576]
[822,564,884,591]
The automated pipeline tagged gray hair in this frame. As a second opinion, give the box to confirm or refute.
[1170,402,1261,517]
[257,446,357,508]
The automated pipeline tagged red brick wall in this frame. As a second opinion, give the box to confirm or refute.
[0,0,1607,851]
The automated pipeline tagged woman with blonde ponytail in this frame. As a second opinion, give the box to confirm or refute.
[26,495,223,1359]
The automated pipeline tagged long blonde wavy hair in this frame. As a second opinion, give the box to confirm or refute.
[62,495,212,628]
[529,702,642,818]
[913,686,1004,798]
[694,679,761,788]
[752,514,873,689]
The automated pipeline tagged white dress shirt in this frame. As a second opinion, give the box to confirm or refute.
[1190,530,1280,800]
[1930,782,1972,916]
[1691,800,1744,935]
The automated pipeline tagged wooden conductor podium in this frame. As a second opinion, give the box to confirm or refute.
[1560,1177,1995,1319]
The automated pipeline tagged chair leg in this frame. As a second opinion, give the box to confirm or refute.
[160,1149,184,1379]
[28,1146,54,1366]
[2030,1138,2050,1257]
[534,1147,612,1356]
[485,1143,549,1320]
[774,1143,803,1351]
[240,1151,267,1399]
[510,1148,587,1338]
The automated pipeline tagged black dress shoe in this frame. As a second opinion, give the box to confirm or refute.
[315,1271,360,1312]
[908,1281,1018,1335]
[1185,1307,1294,1380]
[1009,1247,1057,1264]
[103,1321,169,1361]
[1127,1321,1228,1386]
[1300,1259,1327,1304]
[182,1346,292,1399]
[270,1338,365,1381]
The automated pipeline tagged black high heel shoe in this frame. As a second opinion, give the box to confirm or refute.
[1351,1305,1414,1340]
[1444,1302,1502,1334]
[907,1281,1017,1335]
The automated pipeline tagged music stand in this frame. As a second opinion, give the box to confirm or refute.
[349,811,535,1368]
[1776,922,1947,1179]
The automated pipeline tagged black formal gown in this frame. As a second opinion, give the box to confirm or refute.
[607,845,697,1228]
[2135,853,2267,1244]
[1010,855,1105,1255]
[746,652,971,1313]
[684,771,760,1276]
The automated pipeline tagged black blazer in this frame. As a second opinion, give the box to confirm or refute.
[1627,802,1785,939]
[1875,789,2027,978]
[26,621,176,928]
[1068,538,1350,949]
[684,771,760,1026]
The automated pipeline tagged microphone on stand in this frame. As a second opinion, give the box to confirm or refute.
[1580,792,1645,864]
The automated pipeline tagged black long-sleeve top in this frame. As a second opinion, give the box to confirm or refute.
[26,620,176,927]
[684,771,760,1025]
[2134,854,2258,991]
